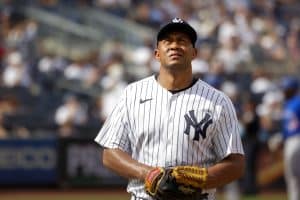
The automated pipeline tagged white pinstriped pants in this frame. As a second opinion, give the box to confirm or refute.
[284,134,300,200]
[130,195,148,200]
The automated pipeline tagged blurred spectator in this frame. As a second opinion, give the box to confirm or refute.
[13,126,31,139]
[221,81,241,115]
[159,0,184,21]
[256,89,284,160]
[216,18,252,74]
[0,40,5,64]
[250,68,274,98]
[258,16,286,61]
[262,90,284,121]
[2,50,31,88]
[88,96,105,125]
[0,94,32,138]
[192,0,220,40]
[0,115,9,139]
[0,0,18,38]
[240,96,260,195]
[191,43,211,79]
[54,94,88,137]
[0,95,19,117]
[0,96,17,139]
[100,80,126,120]
[94,0,131,17]
[286,19,300,65]
[63,51,94,82]
[128,38,153,79]
[223,0,250,12]
[97,50,127,120]
[130,2,161,27]
[203,58,226,89]
[99,51,126,89]
[38,52,67,75]
[233,4,257,46]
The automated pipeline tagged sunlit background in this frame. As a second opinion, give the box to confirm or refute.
[1,0,300,199]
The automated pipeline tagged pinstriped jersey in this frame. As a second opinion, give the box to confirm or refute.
[94,75,244,200]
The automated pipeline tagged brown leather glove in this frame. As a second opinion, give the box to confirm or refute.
[144,166,208,200]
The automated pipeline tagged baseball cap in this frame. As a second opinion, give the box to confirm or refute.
[157,17,197,46]
[280,76,299,90]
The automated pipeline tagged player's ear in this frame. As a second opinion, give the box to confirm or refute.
[192,47,197,59]
[154,48,160,60]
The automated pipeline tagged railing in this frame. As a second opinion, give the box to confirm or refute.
[19,5,156,47]
[43,5,156,46]
[22,6,105,42]
[76,6,156,46]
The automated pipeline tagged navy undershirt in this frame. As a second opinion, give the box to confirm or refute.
[155,74,198,94]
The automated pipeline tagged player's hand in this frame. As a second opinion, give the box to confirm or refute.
[144,166,208,200]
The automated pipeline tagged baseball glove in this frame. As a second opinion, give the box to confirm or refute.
[144,166,208,200]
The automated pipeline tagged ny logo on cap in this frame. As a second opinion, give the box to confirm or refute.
[172,18,184,23]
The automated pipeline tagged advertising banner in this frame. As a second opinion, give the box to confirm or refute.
[0,138,58,185]
[59,138,127,187]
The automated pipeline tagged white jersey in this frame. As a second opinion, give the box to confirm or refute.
[94,75,244,200]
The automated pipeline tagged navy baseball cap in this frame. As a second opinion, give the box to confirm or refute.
[280,76,299,90]
[157,18,197,46]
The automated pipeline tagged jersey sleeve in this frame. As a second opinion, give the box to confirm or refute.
[212,95,244,160]
[94,88,131,153]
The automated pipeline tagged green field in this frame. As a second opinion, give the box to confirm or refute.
[0,191,287,200]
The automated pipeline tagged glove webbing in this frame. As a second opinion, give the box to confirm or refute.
[172,166,208,189]
[145,167,165,195]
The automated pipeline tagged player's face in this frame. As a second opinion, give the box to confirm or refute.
[155,32,197,71]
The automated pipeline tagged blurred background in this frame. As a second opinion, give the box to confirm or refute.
[0,0,300,199]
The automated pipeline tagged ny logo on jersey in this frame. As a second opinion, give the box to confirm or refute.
[184,110,213,141]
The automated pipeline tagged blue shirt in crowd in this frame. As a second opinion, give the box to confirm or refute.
[282,94,300,139]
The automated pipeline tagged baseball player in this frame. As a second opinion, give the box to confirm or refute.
[94,18,245,200]
[280,76,300,200]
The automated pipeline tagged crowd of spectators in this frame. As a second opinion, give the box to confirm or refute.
[1,0,300,196]
[0,1,298,133]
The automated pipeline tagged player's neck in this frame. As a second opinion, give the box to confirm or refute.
[157,69,194,91]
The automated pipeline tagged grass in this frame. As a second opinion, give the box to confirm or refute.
[0,192,287,200]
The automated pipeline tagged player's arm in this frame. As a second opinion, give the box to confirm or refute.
[95,88,153,180]
[158,153,244,194]
[200,95,245,188]
[204,153,245,189]
[102,148,154,180]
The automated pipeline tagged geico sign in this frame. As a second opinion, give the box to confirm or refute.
[0,147,56,170]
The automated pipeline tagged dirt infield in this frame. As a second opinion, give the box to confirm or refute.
[0,187,129,195]
[0,188,130,200]
[0,188,287,200]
